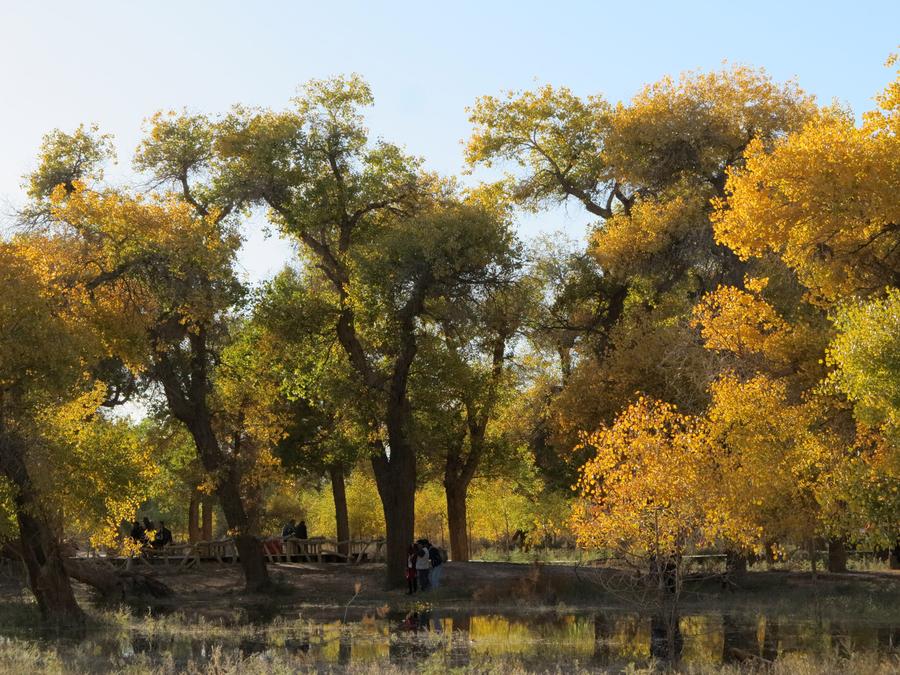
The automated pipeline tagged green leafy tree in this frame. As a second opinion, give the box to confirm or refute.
[217,76,520,586]
[249,267,371,553]
[412,274,531,561]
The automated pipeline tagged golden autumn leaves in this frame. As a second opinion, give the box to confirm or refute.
[0,240,158,551]
[571,60,900,559]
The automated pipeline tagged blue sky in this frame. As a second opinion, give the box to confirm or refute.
[1,1,897,282]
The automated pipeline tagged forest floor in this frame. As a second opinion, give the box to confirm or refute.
[105,560,900,623]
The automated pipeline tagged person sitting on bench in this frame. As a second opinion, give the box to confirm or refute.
[152,521,173,548]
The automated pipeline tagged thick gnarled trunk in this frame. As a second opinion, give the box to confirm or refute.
[201,494,214,540]
[211,459,269,591]
[64,559,171,601]
[827,538,848,573]
[17,509,83,624]
[329,465,350,556]
[154,330,270,592]
[372,434,416,589]
[0,432,83,624]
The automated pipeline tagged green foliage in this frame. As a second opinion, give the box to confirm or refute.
[26,124,114,201]
[466,84,612,212]
[828,289,900,442]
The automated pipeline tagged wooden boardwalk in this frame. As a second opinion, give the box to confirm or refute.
[85,537,386,569]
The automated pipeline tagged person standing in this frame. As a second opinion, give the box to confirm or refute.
[282,519,296,539]
[427,540,444,589]
[296,520,308,539]
[406,544,419,594]
[415,544,431,591]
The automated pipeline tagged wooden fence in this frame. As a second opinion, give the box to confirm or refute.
[134,536,386,568]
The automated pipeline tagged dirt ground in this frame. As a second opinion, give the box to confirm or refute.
[118,560,900,621]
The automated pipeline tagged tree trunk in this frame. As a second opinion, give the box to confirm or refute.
[16,509,83,624]
[64,559,172,601]
[372,438,416,590]
[764,540,777,569]
[201,494,214,541]
[188,490,200,543]
[445,481,470,562]
[329,465,350,557]
[725,550,748,579]
[0,431,83,624]
[442,331,504,564]
[827,538,848,573]
[154,336,269,592]
[215,466,269,591]
[187,417,268,591]
[808,538,818,579]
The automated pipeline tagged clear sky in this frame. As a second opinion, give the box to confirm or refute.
[1,1,897,283]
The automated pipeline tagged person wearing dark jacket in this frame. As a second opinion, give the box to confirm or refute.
[152,521,173,548]
[426,540,444,588]
[129,520,145,544]
[296,520,308,539]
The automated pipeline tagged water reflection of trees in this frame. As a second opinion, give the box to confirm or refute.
[448,614,471,668]
[12,608,899,671]
[650,613,683,662]
[338,626,351,665]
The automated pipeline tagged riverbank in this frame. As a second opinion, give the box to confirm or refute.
[0,562,897,674]
[106,560,900,622]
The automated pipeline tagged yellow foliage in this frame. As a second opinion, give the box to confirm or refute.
[704,374,830,548]
[713,71,900,303]
[592,191,708,275]
[573,397,716,556]
[605,65,814,189]
[692,285,795,364]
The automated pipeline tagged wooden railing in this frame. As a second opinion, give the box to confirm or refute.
[273,536,386,564]
[139,536,385,567]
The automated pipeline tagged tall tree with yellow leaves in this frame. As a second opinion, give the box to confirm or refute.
[0,239,156,623]
[468,66,816,458]
[25,119,273,591]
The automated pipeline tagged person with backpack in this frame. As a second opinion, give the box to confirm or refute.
[426,540,444,589]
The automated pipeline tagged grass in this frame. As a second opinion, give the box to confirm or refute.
[472,547,591,564]
[0,637,896,675]
[471,546,898,573]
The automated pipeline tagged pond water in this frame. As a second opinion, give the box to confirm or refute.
[6,607,897,672]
